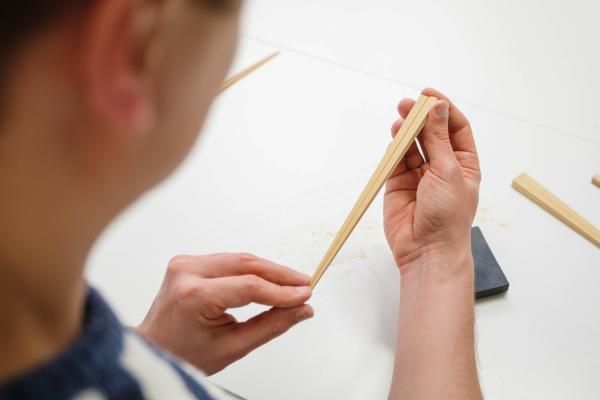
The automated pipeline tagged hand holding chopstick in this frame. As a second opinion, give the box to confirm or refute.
[310,95,438,288]
[310,89,481,289]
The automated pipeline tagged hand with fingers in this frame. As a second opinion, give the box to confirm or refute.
[137,253,313,375]
[387,89,484,400]
[384,88,481,274]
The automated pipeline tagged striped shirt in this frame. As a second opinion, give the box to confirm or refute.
[0,288,242,400]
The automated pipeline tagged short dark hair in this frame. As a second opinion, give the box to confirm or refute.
[0,0,238,112]
[0,1,91,90]
[0,1,234,82]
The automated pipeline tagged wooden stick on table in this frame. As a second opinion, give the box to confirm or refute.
[512,173,600,248]
[592,174,600,188]
[310,95,438,289]
[219,52,280,93]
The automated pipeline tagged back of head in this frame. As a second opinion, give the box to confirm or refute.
[0,2,90,91]
[0,0,242,290]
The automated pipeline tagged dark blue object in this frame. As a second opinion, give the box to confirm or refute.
[473,227,509,299]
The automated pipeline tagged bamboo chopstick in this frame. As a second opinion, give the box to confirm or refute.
[310,95,438,289]
[593,175,600,188]
[219,51,280,93]
[512,173,600,247]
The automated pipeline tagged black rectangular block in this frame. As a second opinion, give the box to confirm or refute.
[472,227,509,299]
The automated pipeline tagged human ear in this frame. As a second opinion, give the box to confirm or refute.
[79,0,165,135]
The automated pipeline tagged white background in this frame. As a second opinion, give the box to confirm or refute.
[88,1,600,399]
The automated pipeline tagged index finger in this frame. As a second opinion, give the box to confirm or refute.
[196,253,311,286]
[208,275,312,310]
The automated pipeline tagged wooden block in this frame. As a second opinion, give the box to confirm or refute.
[310,95,437,289]
[220,52,280,93]
[593,174,600,188]
[512,173,600,248]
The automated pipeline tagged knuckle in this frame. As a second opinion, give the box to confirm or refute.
[168,255,187,267]
[173,285,192,307]
[175,281,208,305]
[425,119,447,136]
[269,320,290,337]
[166,256,188,276]
[241,274,263,292]
[433,126,450,140]
[237,252,258,267]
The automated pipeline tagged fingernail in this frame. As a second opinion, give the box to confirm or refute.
[295,286,312,297]
[433,102,449,118]
[296,305,314,321]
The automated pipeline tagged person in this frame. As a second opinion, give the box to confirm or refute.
[0,1,483,399]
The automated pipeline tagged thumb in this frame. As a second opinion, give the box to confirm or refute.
[225,305,314,359]
[420,100,455,165]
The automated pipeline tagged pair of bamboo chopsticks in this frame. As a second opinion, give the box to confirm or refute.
[310,95,438,289]
[219,52,280,93]
[217,56,439,284]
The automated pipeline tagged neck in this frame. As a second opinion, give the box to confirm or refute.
[0,202,94,381]
[0,267,87,382]
[0,135,104,382]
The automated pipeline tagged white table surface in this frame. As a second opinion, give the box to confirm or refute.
[88,1,600,399]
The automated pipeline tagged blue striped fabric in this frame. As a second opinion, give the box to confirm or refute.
[0,288,221,400]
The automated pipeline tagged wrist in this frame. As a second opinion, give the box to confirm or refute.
[399,243,474,292]
[393,245,480,400]
[398,247,476,333]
